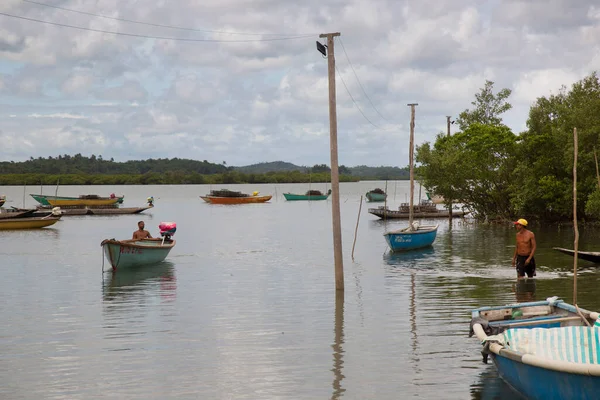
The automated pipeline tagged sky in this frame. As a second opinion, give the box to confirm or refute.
[0,0,599,167]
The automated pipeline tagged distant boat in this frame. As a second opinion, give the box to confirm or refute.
[553,247,600,264]
[200,189,272,204]
[365,189,387,202]
[31,194,124,207]
[31,204,153,216]
[0,215,61,230]
[284,189,331,201]
[101,222,176,270]
[383,105,438,252]
[0,195,5,207]
[369,201,469,219]
[425,191,445,204]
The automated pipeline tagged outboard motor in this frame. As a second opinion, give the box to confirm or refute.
[159,222,176,241]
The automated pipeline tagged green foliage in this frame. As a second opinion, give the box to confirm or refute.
[456,80,512,131]
[417,124,517,221]
[585,189,600,219]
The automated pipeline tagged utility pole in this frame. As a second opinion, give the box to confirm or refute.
[318,32,344,292]
[446,116,451,137]
[408,103,418,226]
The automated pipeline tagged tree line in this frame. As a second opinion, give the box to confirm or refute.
[416,73,600,222]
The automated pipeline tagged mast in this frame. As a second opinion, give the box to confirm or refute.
[407,103,418,227]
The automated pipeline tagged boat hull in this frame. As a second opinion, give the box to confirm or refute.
[35,205,152,216]
[0,216,61,230]
[365,192,387,202]
[553,247,600,263]
[31,194,123,207]
[101,238,175,270]
[384,226,438,251]
[200,195,272,204]
[283,193,330,201]
[369,207,468,219]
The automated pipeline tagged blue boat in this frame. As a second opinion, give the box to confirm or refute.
[383,223,438,251]
[470,298,600,400]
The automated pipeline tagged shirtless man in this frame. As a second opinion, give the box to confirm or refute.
[132,221,152,240]
[512,218,536,279]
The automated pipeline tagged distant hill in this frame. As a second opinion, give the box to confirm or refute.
[234,161,307,173]
[349,165,409,180]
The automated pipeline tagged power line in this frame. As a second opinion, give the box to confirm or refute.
[21,0,317,37]
[0,12,314,42]
[335,64,382,130]
[337,37,390,122]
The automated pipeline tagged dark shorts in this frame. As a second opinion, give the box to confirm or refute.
[516,255,536,277]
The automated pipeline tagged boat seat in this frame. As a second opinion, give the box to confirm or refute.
[504,326,600,364]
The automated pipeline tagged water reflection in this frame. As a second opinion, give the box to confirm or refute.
[102,261,176,302]
[470,367,520,400]
[382,247,437,269]
[513,278,536,303]
[409,273,421,372]
[331,291,345,399]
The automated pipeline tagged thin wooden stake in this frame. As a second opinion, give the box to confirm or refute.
[351,195,363,261]
[573,127,579,305]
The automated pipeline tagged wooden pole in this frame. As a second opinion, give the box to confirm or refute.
[408,103,418,227]
[351,195,363,261]
[320,32,344,291]
[594,147,600,190]
[446,116,451,137]
[573,127,579,305]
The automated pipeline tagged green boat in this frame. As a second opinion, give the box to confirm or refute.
[31,193,124,206]
[365,189,387,202]
[283,189,331,201]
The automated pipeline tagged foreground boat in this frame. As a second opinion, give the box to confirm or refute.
[0,195,5,207]
[470,298,600,400]
[101,222,176,270]
[0,215,61,230]
[553,247,600,263]
[283,189,331,201]
[365,189,387,202]
[383,223,439,251]
[370,200,468,219]
[31,193,124,207]
[200,189,272,204]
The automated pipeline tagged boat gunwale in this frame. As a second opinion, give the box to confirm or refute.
[384,225,439,236]
[101,238,176,250]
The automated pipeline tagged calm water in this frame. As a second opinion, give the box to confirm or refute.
[2,182,600,399]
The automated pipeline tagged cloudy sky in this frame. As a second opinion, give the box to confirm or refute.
[0,0,599,167]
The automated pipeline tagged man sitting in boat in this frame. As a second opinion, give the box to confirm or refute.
[132,221,152,240]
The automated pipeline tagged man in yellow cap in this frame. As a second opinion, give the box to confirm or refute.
[512,218,536,279]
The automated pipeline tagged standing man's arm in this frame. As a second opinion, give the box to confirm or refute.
[526,233,536,264]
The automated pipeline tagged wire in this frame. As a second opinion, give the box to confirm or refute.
[21,0,317,37]
[335,64,382,130]
[337,37,390,122]
[0,12,314,42]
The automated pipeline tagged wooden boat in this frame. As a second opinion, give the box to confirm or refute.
[470,298,600,400]
[0,195,5,207]
[382,106,438,252]
[425,191,445,204]
[553,247,600,263]
[200,189,271,204]
[33,204,153,216]
[31,193,124,207]
[101,238,175,270]
[369,202,469,219]
[365,189,387,202]
[0,215,61,230]
[0,208,38,219]
[283,189,331,201]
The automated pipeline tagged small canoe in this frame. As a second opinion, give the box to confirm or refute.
[553,247,600,263]
[0,215,61,230]
[33,205,153,216]
[101,238,176,270]
[369,207,469,219]
[365,190,387,202]
[383,224,438,251]
[31,194,124,207]
[470,298,600,400]
[283,189,331,201]
[200,195,272,204]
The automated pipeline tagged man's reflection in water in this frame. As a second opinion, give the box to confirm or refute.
[513,278,536,303]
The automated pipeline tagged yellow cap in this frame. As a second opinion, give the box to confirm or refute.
[514,218,528,226]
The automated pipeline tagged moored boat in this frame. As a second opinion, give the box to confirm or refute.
[0,195,5,207]
[365,189,387,202]
[200,189,272,204]
[383,223,438,251]
[101,222,176,270]
[553,247,600,263]
[283,189,331,201]
[369,202,469,219]
[31,193,124,207]
[469,298,600,400]
[0,214,61,230]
